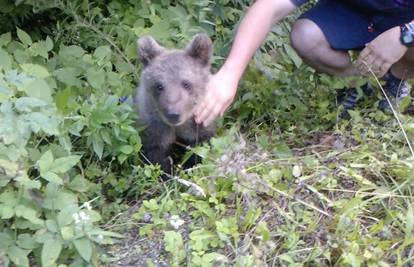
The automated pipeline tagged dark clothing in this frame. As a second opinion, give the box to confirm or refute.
[291,0,414,8]
[290,0,414,50]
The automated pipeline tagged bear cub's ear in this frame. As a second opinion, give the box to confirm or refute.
[137,36,165,67]
[185,33,213,66]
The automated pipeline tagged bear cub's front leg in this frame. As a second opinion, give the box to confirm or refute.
[141,123,175,174]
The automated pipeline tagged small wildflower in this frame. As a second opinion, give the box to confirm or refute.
[73,213,80,224]
[79,211,90,222]
[84,202,92,210]
[169,215,185,229]
[97,234,104,242]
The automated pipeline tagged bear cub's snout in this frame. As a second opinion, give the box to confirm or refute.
[135,33,216,175]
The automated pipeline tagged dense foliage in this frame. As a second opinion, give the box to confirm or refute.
[0,0,413,266]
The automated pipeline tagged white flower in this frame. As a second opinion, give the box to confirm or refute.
[84,202,92,210]
[78,211,90,222]
[73,213,80,224]
[96,234,103,242]
[169,215,185,229]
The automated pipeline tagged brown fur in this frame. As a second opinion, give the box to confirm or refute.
[135,34,216,173]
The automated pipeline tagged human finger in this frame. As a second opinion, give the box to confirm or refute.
[203,105,222,127]
[355,46,372,72]
[358,44,372,61]
[377,62,391,78]
[197,98,220,125]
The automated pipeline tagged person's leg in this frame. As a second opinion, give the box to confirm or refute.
[391,47,414,79]
[290,18,359,77]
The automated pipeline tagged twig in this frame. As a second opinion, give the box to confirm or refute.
[365,64,414,158]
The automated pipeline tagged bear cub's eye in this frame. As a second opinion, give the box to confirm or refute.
[154,82,164,92]
[182,80,192,91]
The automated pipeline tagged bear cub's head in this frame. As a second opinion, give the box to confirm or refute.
[138,34,213,126]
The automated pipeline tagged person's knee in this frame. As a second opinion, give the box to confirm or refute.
[290,19,329,60]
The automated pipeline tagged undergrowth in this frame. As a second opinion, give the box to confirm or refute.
[0,0,413,267]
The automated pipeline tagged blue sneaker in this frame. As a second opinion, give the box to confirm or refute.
[337,83,373,118]
[378,72,409,112]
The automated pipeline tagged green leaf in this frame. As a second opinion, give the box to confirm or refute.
[164,231,184,252]
[17,28,32,47]
[93,45,111,61]
[61,226,74,240]
[8,246,29,267]
[17,234,39,250]
[38,150,54,173]
[54,68,81,87]
[23,78,53,103]
[21,64,50,78]
[45,36,54,51]
[68,175,90,192]
[0,32,11,46]
[73,237,93,262]
[0,48,12,70]
[59,45,85,59]
[41,171,63,185]
[49,155,81,173]
[119,145,133,154]
[0,205,14,219]
[15,97,48,112]
[86,68,105,89]
[92,136,104,159]
[14,204,43,225]
[41,237,62,267]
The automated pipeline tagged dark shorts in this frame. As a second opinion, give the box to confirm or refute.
[300,0,414,51]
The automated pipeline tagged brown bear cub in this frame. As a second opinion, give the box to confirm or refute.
[135,33,216,175]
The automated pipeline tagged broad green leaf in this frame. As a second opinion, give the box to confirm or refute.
[73,237,93,262]
[57,204,78,226]
[45,36,54,51]
[59,45,85,59]
[29,42,49,58]
[14,204,43,225]
[119,145,133,154]
[61,226,74,240]
[164,231,184,252]
[43,186,77,210]
[0,205,14,219]
[0,32,11,46]
[15,97,48,112]
[41,171,63,185]
[86,68,105,89]
[68,175,90,193]
[8,246,29,267]
[93,45,111,61]
[38,150,54,173]
[23,78,53,103]
[54,68,81,87]
[16,28,32,46]
[17,234,39,250]
[22,112,60,135]
[21,64,50,78]
[0,232,14,250]
[49,155,81,173]
[92,136,104,159]
[0,48,12,70]
[41,237,62,267]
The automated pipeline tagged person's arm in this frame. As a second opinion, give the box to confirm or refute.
[356,21,414,78]
[194,0,300,126]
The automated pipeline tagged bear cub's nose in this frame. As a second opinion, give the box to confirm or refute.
[166,112,180,123]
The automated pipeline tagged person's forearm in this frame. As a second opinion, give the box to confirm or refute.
[221,0,298,80]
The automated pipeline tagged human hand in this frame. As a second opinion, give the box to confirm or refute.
[194,68,239,127]
[355,26,407,77]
